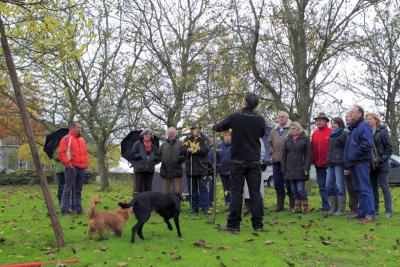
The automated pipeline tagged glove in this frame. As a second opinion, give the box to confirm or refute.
[261,160,267,172]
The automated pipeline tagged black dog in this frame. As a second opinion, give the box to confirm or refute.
[118,191,182,243]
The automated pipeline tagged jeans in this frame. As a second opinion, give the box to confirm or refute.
[220,174,231,206]
[60,167,85,214]
[316,167,330,210]
[228,160,263,230]
[187,175,209,212]
[207,175,214,206]
[326,165,346,196]
[289,180,307,200]
[272,162,292,198]
[56,172,75,209]
[370,169,392,214]
[135,172,154,193]
[350,162,375,217]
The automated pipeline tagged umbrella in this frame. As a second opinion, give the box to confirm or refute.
[121,130,160,161]
[44,128,69,159]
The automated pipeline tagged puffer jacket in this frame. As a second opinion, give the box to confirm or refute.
[129,138,160,173]
[282,133,312,181]
[58,131,88,169]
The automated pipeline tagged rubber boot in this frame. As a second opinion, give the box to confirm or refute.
[275,195,285,212]
[302,198,309,213]
[294,199,302,213]
[288,195,295,212]
[327,196,338,216]
[334,195,346,216]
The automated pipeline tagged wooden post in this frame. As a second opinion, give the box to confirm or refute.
[0,17,65,247]
[212,131,217,224]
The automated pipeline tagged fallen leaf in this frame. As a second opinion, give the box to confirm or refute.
[217,246,229,250]
[232,257,238,262]
[193,239,212,249]
[301,223,312,229]
[322,240,331,246]
[264,240,274,245]
[117,262,128,267]
[170,251,181,260]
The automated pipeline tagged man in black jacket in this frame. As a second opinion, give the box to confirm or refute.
[209,92,266,232]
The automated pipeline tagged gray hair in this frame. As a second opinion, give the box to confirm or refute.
[289,121,308,136]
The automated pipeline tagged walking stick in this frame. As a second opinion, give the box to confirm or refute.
[190,154,193,211]
[212,131,218,224]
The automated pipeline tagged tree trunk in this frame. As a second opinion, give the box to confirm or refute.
[97,143,110,191]
[387,91,399,154]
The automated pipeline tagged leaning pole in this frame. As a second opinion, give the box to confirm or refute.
[0,17,65,247]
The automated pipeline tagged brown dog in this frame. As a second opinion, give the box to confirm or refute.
[87,196,131,240]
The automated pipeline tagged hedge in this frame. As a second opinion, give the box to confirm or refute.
[0,170,97,185]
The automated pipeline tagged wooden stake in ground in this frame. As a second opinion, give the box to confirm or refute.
[0,17,65,247]
[212,130,217,224]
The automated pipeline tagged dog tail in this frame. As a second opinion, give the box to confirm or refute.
[118,201,133,209]
[88,196,101,219]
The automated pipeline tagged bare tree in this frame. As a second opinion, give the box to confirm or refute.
[346,0,400,153]
[26,0,145,190]
[123,0,229,128]
[233,0,377,127]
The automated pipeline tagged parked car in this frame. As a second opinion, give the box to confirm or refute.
[389,154,400,186]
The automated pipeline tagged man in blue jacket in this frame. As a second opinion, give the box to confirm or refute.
[344,105,375,224]
[208,130,232,211]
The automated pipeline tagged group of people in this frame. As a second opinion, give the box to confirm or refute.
[53,93,394,232]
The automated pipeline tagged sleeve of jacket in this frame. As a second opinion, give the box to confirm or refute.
[178,142,187,163]
[267,131,274,155]
[212,113,234,132]
[57,137,70,167]
[208,149,213,163]
[304,137,312,171]
[129,141,142,161]
[281,141,287,175]
[197,137,210,156]
[381,128,393,162]
[356,123,373,154]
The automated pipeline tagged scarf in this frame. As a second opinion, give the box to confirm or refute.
[144,139,152,154]
[330,128,342,137]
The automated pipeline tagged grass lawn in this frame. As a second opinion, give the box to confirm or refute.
[1,180,400,267]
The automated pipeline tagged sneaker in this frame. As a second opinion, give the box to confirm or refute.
[217,225,240,234]
[253,227,265,232]
[384,212,393,218]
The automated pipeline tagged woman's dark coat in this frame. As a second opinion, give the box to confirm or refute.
[128,137,159,173]
[327,129,348,167]
[282,133,312,181]
[374,125,393,173]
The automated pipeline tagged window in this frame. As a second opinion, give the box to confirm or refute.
[18,158,27,170]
